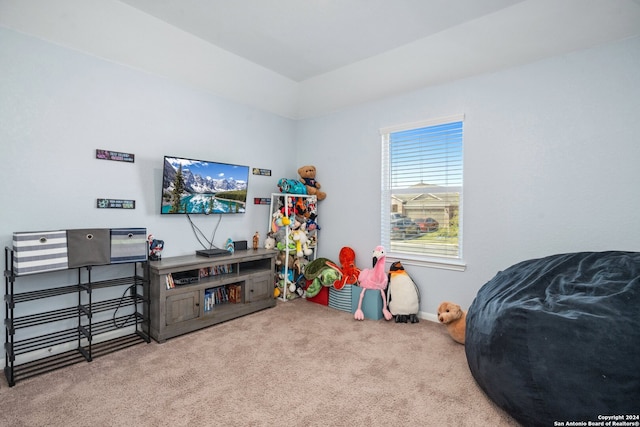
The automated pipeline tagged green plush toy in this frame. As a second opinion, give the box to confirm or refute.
[304,261,342,298]
[303,258,334,280]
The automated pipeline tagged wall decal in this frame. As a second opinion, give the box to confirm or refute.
[252,168,271,176]
[254,198,271,205]
[96,149,135,163]
[97,198,135,209]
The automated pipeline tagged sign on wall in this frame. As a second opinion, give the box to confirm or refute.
[252,168,271,176]
[96,149,135,163]
[97,199,136,209]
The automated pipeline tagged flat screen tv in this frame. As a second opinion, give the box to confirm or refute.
[161,156,249,214]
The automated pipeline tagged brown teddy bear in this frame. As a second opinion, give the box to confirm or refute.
[437,301,467,344]
[297,165,326,200]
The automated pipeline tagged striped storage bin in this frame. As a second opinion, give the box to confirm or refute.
[12,230,69,276]
[329,284,354,312]
[110,228,147,264]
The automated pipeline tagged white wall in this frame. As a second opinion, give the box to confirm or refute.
[0,29,299,368]
[297,35,640,316]
[0,26,296,285]
[0,28,295,252]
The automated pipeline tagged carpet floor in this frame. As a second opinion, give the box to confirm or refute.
[0,298,518,426]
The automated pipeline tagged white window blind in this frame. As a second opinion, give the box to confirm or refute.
[381,115,464,264]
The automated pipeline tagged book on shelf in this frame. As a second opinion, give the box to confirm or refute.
[199,264,234,278]
[228,284,242,303]
[204,284,233,312]
[165,273,175,289]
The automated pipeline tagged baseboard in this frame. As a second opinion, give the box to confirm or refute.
[419,311,439,323]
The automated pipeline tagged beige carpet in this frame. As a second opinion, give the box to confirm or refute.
[0,299,518,426]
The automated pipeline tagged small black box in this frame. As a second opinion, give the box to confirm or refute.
[234,240,248,250]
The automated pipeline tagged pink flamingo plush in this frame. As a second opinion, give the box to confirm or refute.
[354,246,393,321]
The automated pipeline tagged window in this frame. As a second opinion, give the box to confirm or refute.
[380,115,464,269]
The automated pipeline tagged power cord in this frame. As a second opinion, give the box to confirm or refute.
[186,212,222,250]
[112,284,137,329]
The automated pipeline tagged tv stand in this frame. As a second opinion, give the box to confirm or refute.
[147,249,276,342]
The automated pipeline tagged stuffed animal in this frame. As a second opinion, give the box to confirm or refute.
[271,211,285,232]
[354,246,393,321]
[147,234,164,261]
[264,232,276,250]
[294,197,310,218]
[305,266,341,298]
[291,223,313,258]
[437,301,467,344]
[303,257,342,298]
[333,246,361,290]
[277,178,307,195]
[297,166,326,200]
[386,261,420,323]
[277,267,297,300]
[225,238,235,254]
[275,251,295,269]
[291,256,308,277]
[304,257,334,279]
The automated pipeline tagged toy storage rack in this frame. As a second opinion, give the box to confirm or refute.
[269,193,318,301]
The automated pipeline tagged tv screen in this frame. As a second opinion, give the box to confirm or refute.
[161,156,249,214]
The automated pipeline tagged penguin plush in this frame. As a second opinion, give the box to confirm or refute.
[386,261,420,323]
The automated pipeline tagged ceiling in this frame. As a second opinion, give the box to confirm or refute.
[117,0,525,82]
[2,0,640,118]
[118,0,640,82]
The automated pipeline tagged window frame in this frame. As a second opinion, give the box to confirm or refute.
[380,114,466,271]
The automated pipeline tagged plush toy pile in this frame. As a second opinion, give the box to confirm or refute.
[271,171,427,320]
[270,165,330,299]
[269,192,321,299]
[277,165,326,201]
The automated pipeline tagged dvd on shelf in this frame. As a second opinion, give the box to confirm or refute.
[199,263,234,278]
[204,282,242,311]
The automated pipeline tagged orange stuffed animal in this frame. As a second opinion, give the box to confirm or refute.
[437,301,467,344]
[333,246,361,290]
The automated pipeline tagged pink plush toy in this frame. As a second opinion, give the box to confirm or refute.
[354,246,393,321]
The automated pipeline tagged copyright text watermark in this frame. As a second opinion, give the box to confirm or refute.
[554,415,640,426]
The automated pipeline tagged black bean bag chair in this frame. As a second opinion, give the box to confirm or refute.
[465,251,640,426]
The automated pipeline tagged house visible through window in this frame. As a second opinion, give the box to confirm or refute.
[380,115,464,267]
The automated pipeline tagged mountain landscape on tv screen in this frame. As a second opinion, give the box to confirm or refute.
[162,157,248,214]
[162,158,247,194]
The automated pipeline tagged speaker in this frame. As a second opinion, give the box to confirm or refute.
[234,240,248,250]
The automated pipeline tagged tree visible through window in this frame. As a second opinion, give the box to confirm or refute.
[381,115,463,262]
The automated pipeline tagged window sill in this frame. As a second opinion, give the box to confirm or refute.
[386,253,466,271]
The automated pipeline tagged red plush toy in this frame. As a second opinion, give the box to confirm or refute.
[333,246,361,290]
